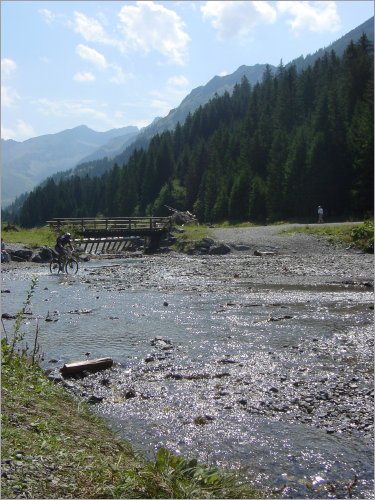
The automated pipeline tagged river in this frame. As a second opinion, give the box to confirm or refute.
[1,250,373,498]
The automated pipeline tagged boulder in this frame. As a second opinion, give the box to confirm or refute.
[9,248,33,261]
[209,243,231,255]
[38,247,53,262]
[200,238,215,248]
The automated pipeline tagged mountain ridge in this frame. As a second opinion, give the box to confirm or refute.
[2,16,373,209]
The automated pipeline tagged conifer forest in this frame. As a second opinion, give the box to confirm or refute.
[17,36,374,227]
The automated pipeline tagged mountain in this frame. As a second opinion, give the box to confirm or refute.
[285,17,374,72]
[140,64,272,138]
[2,17,373,208]
[1,125,138,206]
[67,64,274,181]
[69,17,373,180]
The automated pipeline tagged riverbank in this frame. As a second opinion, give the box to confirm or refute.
[1,345,264,499]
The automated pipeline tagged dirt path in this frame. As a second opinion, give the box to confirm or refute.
[207,223,373,287]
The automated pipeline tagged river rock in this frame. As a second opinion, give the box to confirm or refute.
[151,337,172,349]
[209,243,231,255]
[38,247,53,262]
[87,395,104,404]
[9,249,33,261]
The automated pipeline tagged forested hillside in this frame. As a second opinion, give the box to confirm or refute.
[18,36,373,227]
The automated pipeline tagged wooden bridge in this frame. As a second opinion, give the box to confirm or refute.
[47,217,172,253]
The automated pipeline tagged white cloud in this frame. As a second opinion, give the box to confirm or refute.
[150,98,171,115]
[73,71,96,82]
[76,44,107,69]
[1,58,17,79]
[109,64,134,85]
[277,1,341,33]
[167,75,189,87]
[73,11,108,43]
[16,120,36,139]
[201,1,277,40]
[1,120,35,141]
[34,98,108,120]
[39,8,56,25]
[31,98,127,129]
[1,86,19,107]
[117,1,191,65]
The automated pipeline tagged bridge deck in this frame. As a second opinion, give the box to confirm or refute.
[47,216,171,234]
[47,216,172,253]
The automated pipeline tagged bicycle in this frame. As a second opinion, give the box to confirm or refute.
[50,249,79,274]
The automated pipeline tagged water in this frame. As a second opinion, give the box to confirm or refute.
[2,258,373,498]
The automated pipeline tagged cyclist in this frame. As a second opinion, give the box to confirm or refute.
[55,232,74,264]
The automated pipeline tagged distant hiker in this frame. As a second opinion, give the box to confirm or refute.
[1,238,10,263]
[55,232,73,259]
[317,206,324,223]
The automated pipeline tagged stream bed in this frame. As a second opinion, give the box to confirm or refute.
[1,254,373,498]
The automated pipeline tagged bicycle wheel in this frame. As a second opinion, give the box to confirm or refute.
[65,258,79,274]
[50,259,61,274]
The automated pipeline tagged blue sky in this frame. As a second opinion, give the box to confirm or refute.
[1,1,373,142]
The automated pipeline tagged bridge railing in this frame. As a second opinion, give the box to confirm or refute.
[47,216,172,233]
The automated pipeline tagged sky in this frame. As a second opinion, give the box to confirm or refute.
[1,1,374,142]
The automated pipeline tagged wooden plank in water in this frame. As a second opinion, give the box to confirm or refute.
[61,357,113,376]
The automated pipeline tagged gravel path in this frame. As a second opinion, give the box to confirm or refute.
[208,223,373,288]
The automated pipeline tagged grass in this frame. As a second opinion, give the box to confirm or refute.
[1,224,57,248]
[171,224,212,253]
[278,220,374,253]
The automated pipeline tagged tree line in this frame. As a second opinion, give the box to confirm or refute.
[15,35,374,228]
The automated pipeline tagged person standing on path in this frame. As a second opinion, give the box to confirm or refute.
[317,206,324,223]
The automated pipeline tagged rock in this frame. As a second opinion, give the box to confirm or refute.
[124,389,136,399]
[9,248,33,261]
[68,309,93,315]
[231,244,251,251]
[144,355,156,362]
[2,313,16,320]
[193,415,214,425]
[45,311,58,322]
[87,395,104,404]
[200,238,215,248]
[151,337,172,348]
[209,243,231,255]
[268,315,293,322]
[38,247,53,262]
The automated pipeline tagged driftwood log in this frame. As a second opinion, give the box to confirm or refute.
[164,205,198,225]
[61,357,113,376]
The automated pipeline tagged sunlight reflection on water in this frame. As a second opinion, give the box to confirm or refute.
[1,260,373,498]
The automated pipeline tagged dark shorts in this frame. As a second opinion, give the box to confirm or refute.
[55,245,65,256]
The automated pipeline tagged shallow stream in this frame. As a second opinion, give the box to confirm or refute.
[1,257,373,498]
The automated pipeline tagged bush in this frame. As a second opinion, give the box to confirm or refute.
[351,220,374,253]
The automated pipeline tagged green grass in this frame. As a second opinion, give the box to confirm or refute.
[1,224,57,248]
[171,224,212,252]
[278,220,374,252]
[2,330,265,499]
